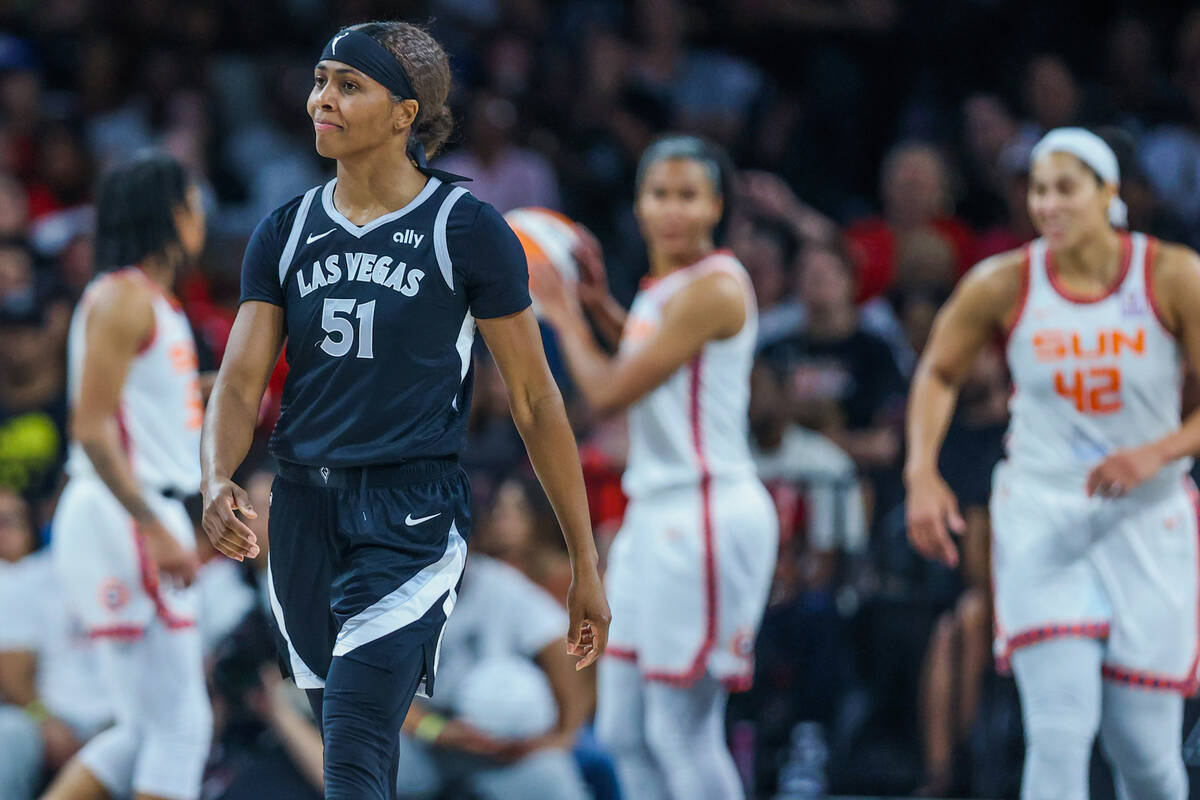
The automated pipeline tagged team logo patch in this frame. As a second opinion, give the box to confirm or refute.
[731,628,756,658]
[100,577,131,611]
[1120,290,1146,317]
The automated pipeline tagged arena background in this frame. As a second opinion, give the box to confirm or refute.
[2,1,1200,798]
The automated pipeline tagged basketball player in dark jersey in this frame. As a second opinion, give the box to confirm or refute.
[199,22,609,800]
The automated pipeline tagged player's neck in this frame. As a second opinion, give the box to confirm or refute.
[647,241,714,278]
[1050,226,1122,283]
[334,143,429,225]
[134,255,175,293]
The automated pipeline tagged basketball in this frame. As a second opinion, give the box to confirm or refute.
[453,655,557,739]
[503,206,580,317]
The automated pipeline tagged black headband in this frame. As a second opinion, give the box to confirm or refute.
[320,30,416,101]
[317,30,469,183]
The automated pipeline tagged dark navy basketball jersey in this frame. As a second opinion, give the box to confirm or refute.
[240,177,530,467]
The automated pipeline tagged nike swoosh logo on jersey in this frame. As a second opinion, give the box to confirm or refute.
[405,512,441,526]
[307,228,336,244]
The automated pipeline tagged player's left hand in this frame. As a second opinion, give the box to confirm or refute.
[1086,444,1166,498]
[566,562,610,671]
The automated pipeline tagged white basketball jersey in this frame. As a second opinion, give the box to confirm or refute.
[620,251,759,498]
[66,269,203,493]
[1004,232,1188,488]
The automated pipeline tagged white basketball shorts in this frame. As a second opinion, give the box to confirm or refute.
[605,477,778,691]
[990,461,1200,694]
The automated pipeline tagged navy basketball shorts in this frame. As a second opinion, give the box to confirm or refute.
[264,457,471,700]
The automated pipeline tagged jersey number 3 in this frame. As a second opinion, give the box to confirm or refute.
[1054,367,1121,414]
[320,298,375,359]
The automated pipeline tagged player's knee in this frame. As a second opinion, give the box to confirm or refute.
[1103,727,1186,800]
[146,690,213,764]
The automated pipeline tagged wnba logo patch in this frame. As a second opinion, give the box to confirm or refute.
[1120,290,1146,317]
[99,577,130,611]
[731,628,756,658]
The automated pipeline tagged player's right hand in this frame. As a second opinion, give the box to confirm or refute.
[571,223,609,309]
[905,470,966,568]
[139,518,199,587]
[201,479,259,563]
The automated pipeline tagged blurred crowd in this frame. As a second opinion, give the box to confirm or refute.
[4,0,1200,797]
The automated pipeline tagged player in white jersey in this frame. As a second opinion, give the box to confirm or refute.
[534,135,778,800]
[906,127,1200,800]
[43,154,212,800]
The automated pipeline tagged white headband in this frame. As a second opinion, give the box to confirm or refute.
[1030,127,1127,227]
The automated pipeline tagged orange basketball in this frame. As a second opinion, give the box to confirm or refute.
[504,206,580,318]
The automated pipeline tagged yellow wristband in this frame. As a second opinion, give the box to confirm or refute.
[24,699,50,725]
[413,712,447,743]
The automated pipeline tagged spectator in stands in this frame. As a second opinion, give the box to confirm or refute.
[395,548,593,800]
[434,92,562,213]
[0,172,28,237]
[1139,10,1200,250]
[0,488,111,800]
[0,298,68,529]
[759,241,908,473]
[477,475,574,604]
[915,346,1011,797]
[845,143,975,303]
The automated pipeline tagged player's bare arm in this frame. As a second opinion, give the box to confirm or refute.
[537,269,745,415]
[1087,244,1200,496]
[73,275,198,584]
[905,249,1026,567]
[476,307,611,669]
[200,300,284,562]
[530,637,595,751]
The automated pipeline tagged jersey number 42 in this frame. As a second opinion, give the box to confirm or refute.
[1054,367,1121,414]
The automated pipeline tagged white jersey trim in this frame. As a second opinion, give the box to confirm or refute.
[266,560,325,689]
[434,186,469,291]
[451,312,476,411]
[278,186,319,287]
[333,520,468,657]
[321,176,442,239]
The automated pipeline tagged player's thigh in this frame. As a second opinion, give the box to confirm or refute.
[52,479,149,632]
[264,475,338,688]
[131,624,210,734]
[990,466,1109,648]
[1095,485,1199,686]
[0,704,44,800]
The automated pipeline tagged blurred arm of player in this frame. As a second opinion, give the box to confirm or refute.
[1087,245,1200,497]
[533,264,746,416]
[571,224,627,349]
[199,301,283,562]
[904,251,1025,568]
[477,309,611,670]
[74,276,198,585]
[524,637,595,752]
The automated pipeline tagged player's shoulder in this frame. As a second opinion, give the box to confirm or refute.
[86,267,156,311]
[1149,236,1200,282]
[260,188,321,238]
[442,188,492,233]
[957,246,1028,303]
